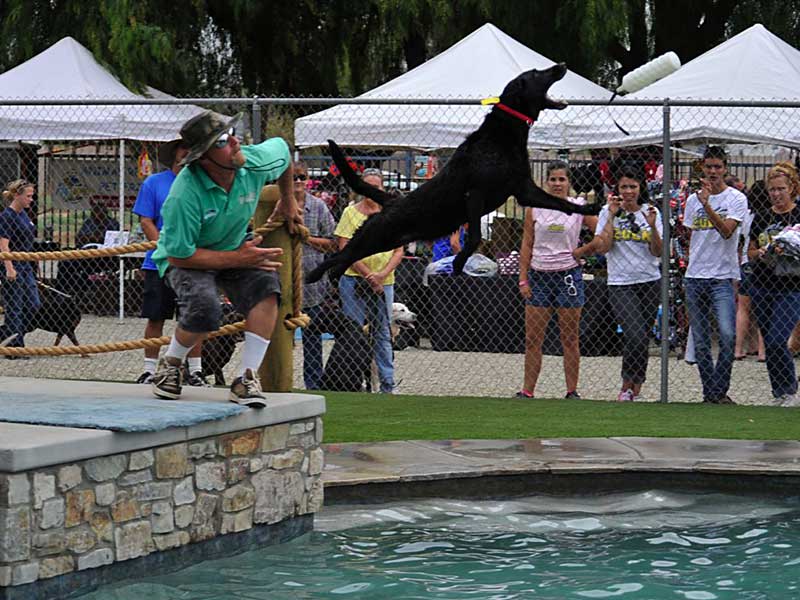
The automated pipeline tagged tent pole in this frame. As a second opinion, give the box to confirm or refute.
[118,139,125,322]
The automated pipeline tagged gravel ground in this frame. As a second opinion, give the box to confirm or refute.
[0,314,780,405]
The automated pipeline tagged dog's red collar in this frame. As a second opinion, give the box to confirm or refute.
[495,103,535,127]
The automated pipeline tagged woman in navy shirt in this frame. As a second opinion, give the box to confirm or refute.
[747,163,800,406]
[0,179,40,355]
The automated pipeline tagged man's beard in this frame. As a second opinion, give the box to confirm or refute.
[231,150,246,168]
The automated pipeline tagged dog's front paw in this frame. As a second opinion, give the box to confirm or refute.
[580,202,602,215]
[452,255,467,275]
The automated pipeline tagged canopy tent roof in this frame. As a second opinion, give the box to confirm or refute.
[294,23,612,150]
[0,37,202,141]
[560,24,800,148]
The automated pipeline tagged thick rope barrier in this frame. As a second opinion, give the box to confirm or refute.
[253,220,311,331]
[0,321,246,357]
[0,218,312,356]
[0,241,157,261]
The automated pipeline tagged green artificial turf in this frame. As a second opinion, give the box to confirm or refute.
[311,392,800,443]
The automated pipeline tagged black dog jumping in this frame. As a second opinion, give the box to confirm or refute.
[306,63,600,284]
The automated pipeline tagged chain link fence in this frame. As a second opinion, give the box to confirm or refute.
[0,97,798,405]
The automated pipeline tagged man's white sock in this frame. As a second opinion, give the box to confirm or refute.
[165,337,193,363]
[187,357,202,373]
[241,332,270,376]
[143,358,158,374]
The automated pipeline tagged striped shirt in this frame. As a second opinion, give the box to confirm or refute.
[302,192,336,308]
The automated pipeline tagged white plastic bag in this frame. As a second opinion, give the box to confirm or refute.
[423,253,497,285]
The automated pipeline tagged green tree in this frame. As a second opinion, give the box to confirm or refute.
[1,0,797,97]
[0,0,209,94]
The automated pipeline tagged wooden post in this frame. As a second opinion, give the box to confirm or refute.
[254,185,294,392]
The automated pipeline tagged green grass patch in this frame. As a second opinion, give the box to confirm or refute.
[313,392,799,443]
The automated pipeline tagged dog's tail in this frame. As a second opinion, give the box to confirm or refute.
[329,140,395,206]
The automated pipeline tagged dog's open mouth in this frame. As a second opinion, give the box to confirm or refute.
[546,63,568,110]
[546,95,568,110]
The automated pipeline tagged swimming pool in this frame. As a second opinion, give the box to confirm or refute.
[80,490,800,599]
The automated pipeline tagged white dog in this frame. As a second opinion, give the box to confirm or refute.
[391,302,417,325]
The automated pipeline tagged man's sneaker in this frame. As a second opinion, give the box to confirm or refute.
[229,369,267,408]
[514,389,534,399]
[616,389,634,402]
[186,370,210,387]
[151,357,183,400]
[136,371,154,384]
[565,390,581,400]
[779,393,800,408]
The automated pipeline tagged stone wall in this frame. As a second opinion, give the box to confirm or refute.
[0,417,324,590]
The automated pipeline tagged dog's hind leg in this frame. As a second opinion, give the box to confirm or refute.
[308,219,402,283]
[452,190,486,275]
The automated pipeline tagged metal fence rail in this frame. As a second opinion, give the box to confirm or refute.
[0,96,797,406]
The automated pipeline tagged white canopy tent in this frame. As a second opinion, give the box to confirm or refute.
[0,36,201,141]
[559,24,800,149]
[294,23,612,150]
[0,37,206,319]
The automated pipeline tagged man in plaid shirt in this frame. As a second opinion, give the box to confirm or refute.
[294,161,336,389]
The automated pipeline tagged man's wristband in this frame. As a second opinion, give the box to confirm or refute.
[518,280,529,287]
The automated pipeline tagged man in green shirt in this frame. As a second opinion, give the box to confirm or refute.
[150,110,298,407]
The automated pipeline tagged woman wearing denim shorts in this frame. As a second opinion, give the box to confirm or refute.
[516,161,597,399]
[575,166,662,402]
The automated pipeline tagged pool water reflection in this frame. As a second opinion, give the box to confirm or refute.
[80,490,800,599]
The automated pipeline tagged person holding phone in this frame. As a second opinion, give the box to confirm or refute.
[574,165,662,401]
[682,146,748,404]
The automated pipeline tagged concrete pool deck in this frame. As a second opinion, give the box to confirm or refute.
[0,378,326,600]
[321,438,800,501]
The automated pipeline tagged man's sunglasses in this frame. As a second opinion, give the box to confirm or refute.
[213,127,236,149]
[293,173,308,182]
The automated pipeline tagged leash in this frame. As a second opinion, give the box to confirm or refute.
[37,281,73,299]
[606,91,631,136]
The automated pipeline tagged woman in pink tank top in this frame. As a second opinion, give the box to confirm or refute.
[516,161,598,399]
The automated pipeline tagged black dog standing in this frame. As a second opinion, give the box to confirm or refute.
[306,63,600,284]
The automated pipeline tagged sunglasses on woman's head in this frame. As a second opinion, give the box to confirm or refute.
[213,127,236,149]
[293,173,308,182]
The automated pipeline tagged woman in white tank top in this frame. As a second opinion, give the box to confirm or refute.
[516,161,598,399]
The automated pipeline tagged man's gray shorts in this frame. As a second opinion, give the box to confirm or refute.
[164,267,281,333]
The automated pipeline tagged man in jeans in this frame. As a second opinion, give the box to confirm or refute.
[335,169,404,393]
[149,110,299,407]
[683,146,748,404]
[293,160,336,389]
